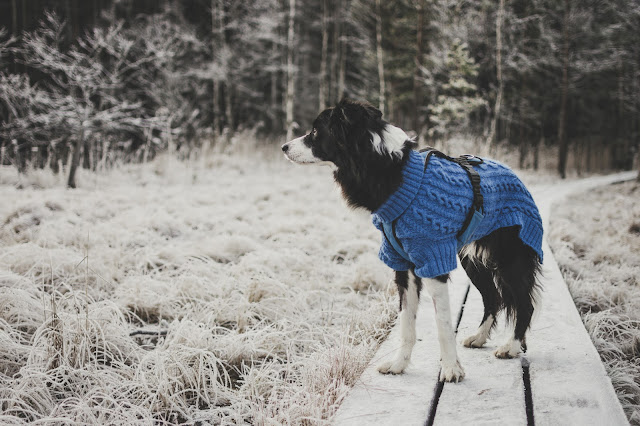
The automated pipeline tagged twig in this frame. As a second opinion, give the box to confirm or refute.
[129,330,168,337]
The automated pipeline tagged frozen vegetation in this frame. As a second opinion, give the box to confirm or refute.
[0,146,635,424]
[549,180,640,425]
[0,152,400,424]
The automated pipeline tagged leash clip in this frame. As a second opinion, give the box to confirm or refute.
[459,154,484,165]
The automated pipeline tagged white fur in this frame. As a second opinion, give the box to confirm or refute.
[370,124,408,158]
[282,135,320,164]
[459,241,492,269]
[494,337,522,359]
[423,277,465,382]
[378,277,419,374]
[462,314,494,348]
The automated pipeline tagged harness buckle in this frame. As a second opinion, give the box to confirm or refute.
[459,154,484,165]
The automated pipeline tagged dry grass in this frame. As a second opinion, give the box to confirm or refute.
[0,138,560,425]
[549,180,640,425]
[0,151,398,425]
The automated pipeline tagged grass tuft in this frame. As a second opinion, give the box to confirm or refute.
[550,180,640,424]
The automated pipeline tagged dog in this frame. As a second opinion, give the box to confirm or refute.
[282,99,543,382]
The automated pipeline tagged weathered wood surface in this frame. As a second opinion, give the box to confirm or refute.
[333,267,469,425]
[333,172,635,426]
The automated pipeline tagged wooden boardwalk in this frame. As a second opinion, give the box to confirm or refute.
[333,172,635,426]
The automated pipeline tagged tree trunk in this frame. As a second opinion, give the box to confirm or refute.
[319,0,329,110]
[634,52,640,180]
[618,60,629,169]
[211,0,221,138]
[574,138,583,176]
[220,1,233,133]
[50,144,60,174]
[375,0,386,116]
[413,0,425,132]
[11,0,18,34]
[637,148,640,181]
[285,0,296,141]
[82,138,91,169]
[586,137,593,173]
[485,0,504,154]
[337,1,347,101]
[329,0,341,102]
[271,41,278,114]
[518,122,527,169]
[534,132,542,171]
[225,85,233,132]
[557,0,570,179]
[11,0,18,72]
[68,128,85,188]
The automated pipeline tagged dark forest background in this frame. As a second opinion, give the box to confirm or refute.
[0,0,639,187]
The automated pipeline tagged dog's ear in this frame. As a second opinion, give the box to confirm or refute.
[335,99,382,125]
[362,102,383,121]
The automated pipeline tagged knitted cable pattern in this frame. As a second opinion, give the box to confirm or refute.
[372,150,544,278]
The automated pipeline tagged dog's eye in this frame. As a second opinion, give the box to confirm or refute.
[311,128,318,138]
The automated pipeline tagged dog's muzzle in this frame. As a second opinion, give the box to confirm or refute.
[281,135,319,164]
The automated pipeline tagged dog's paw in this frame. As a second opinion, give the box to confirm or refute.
[494,340,521,359]
[439,359,465,382]
[377,359,408,375]
[462,333,487,348]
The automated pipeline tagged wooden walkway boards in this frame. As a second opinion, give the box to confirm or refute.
[333,172,635,426]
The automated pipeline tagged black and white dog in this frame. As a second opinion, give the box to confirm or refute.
[282,99,541,382]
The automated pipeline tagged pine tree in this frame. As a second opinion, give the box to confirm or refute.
[428,39,483,140]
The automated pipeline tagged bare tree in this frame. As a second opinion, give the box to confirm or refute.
[557,0,570,179]
[285,0,296,140]
[485,0,505,154]
[319,0,329,110]
[211,0,222,137]
[413,0,425,132]
[375,0,385,115]
[17,14,145,187]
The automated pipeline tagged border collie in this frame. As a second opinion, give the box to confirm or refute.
[282,99,542,382]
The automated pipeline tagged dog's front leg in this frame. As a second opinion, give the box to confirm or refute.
[424,276,465,382]
[378,270,420,374]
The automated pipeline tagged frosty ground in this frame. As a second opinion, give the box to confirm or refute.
[0,148,636,425]
[0,151,400,425]
[549,180,640,425]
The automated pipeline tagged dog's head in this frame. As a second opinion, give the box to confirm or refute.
[281,99,412,168]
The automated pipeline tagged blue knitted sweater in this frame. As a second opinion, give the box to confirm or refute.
[372,150,543,278]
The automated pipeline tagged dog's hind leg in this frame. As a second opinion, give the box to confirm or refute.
[424,274,465,382]
[378,270,421,375]
[489,228,541,359]
[460,249,499,348]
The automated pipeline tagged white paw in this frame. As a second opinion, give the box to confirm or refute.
[462,333,487,348]
[494,340,521,359]
[377,358,409,375]
[439,359,465,382]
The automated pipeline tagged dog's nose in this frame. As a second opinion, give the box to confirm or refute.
[281,143,289,153]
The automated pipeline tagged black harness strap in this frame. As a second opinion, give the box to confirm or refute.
[382,148,486,262]
[419,147,484,241]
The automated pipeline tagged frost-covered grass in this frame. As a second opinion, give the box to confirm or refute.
[0,141,570,425]
[0,151,399,424]
[549,180,640,425]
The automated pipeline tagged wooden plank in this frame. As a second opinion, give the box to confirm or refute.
[333,268,470,426]
[526,240,628,426]
[434,284,527,425]
[335,172,634,425]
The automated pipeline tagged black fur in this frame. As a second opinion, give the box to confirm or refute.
[296,99,415,211]
[395,271,408,311]
[285,98,541,354]
[395,269,428,311]
[460,226,541,344]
